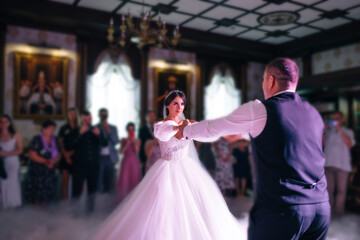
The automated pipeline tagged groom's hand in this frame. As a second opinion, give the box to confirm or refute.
[176,119,190,140]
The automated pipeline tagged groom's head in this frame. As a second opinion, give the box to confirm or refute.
[262,58,299,100]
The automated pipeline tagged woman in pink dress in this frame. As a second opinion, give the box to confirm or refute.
[116,122,141,203]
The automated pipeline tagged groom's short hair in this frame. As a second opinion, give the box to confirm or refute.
[265,58,299,88]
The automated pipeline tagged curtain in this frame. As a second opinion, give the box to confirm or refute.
[204,68,241,120]
[86,54,140,137]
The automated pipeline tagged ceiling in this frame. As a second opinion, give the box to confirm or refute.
[50,0,360,45]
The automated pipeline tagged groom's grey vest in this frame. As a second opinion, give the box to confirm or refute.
[250,92,329,206]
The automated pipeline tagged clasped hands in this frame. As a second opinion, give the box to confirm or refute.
[45,159,56,169]
[80,125,100,136]
[174,119,191,140]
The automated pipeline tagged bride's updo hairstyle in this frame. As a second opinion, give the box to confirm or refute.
[164,90,186,116]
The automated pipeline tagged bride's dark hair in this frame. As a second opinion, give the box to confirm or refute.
[164,90,186,117]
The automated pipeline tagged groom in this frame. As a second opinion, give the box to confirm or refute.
[178,58,330,240]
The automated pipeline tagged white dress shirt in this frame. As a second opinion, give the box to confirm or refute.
[183,90,295,140]
[324,126,355,172]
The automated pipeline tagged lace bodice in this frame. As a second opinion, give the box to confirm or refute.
[158,137,191,161]
[154,121,191,162]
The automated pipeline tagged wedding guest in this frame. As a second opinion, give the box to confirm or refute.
[58,107,79,199]
[212,137,235,195]
[0,114,23,209]
[195,141,216,176]
[70,111,102,212]
[25,120,60,206]
[138,111,156,175]
[232,138,251,197]
[324,111,355,215]
[96,108,120,193]
[145,136,161,172]
[117,122,141,202]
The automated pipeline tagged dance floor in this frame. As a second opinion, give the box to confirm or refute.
[0,195,359,240]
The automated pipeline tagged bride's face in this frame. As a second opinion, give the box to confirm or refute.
[167,96,185,117]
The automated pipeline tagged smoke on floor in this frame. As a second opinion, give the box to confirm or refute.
[0,195,359,240]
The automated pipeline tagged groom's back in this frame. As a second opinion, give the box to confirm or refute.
[251,92,329,206]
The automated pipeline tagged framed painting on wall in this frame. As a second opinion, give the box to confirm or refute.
[13,52,69,119]
[154,68,192,119]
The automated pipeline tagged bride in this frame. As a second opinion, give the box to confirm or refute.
[92,90,242,240]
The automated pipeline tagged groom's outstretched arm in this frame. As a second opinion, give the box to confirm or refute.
[183,100,267,140]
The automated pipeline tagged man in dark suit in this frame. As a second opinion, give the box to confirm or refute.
[138,111,156,175]
[70,111,104,213]
[96,108,120,193]
[179,58,330,240]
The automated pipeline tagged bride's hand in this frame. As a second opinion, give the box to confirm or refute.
[174,131,183,140]
[173,125,183,140]
[176,119,190,140]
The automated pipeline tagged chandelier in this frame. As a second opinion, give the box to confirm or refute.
[107,8,181,49]
[258,11,299,26]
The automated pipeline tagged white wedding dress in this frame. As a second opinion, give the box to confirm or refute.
[93,120,243,240]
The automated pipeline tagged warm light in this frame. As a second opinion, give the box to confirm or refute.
[17,45,34,53]
[149,60,194,71]
[6,44,76,59]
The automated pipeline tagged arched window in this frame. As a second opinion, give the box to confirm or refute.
[86,53,140,136]
[204,66,241,120]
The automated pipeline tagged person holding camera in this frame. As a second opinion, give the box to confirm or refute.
[138,111,156,176]
[70,110,104,213]
[324,111,355,215]
[116,122,141,203]
[96,108,120,193]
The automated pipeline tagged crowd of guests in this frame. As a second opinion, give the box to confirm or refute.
[195,136,252,198]
[0,109,356,216]
[0,108,143,213]
[0,107,254,213]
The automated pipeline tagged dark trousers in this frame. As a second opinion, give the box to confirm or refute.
[98,156,115,193]
[248,202,330,240]
[72,165,99,212]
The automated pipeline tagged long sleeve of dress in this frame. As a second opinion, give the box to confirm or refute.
[154,121,177,142]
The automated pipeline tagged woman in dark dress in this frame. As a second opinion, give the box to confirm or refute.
[58,107,79,199]
[232,139,250,197]
[195,141,216,176]
[25,120,61,206]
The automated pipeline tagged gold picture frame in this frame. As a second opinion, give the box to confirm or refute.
[13,52,69,119]
[154,68,192,119]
